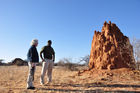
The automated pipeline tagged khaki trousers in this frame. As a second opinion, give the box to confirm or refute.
[27,62,36,88]
[40,59,54,84]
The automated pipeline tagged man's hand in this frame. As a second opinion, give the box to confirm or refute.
[31,62,36,67]
[42,59,45,62]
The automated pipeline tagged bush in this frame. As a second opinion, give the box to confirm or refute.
[0,59,8,66]
[57,58,79,71]
[11,58,28,66]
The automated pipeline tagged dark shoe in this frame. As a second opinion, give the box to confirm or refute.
[27,87,35,90]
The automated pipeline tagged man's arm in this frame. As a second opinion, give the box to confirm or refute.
[27,48,32,62]
[27,47,34,67]
[40,47,45,62]
[52,54,55,62]
[40,51,44,62]
[52,48,55,62]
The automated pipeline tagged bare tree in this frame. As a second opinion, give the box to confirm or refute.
[131,37,140,70]
[79,55,90,66]
[57,57,73,64]
[131,37,140,63]
[57,57,79,71]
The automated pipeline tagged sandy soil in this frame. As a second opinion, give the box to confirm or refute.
[0,66,140,93]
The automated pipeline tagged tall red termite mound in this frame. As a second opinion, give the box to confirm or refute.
[89,21,136,70]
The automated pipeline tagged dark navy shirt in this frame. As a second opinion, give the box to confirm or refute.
[27,45,39,62]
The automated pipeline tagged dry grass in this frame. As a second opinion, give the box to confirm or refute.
[0,66,140,93]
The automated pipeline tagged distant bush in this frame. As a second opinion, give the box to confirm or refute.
[0,59,8,66]
[0,59,4,66]
[11,58,28,66]
[0,59,4,63]
[0,60,3,66]
[0,58,44,66]
[57,58,79,71]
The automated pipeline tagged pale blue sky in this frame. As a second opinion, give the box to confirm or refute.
[0,0,140,62]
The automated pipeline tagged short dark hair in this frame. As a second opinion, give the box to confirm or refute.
[48,40,52,44]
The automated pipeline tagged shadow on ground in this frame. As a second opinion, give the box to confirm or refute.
[36,83,140,93]
[44,83,140,88]
[37,88,139,93]
[8,83,140,93]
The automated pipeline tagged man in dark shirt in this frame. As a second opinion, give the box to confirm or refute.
[27,39,39,89]
[40,40,55,85]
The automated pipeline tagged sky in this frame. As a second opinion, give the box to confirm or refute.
[0,0,140,62]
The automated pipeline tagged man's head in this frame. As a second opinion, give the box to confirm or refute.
[31,39,38,47]
[47,40,52,46]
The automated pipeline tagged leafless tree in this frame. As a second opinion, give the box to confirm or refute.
[131,37,140,63]
[79,55,90,66]
[131,37,140,70]
[57,57,79,71]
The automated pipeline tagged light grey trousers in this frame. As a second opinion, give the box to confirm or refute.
[40,59,54,84]
[27,62,36,88]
